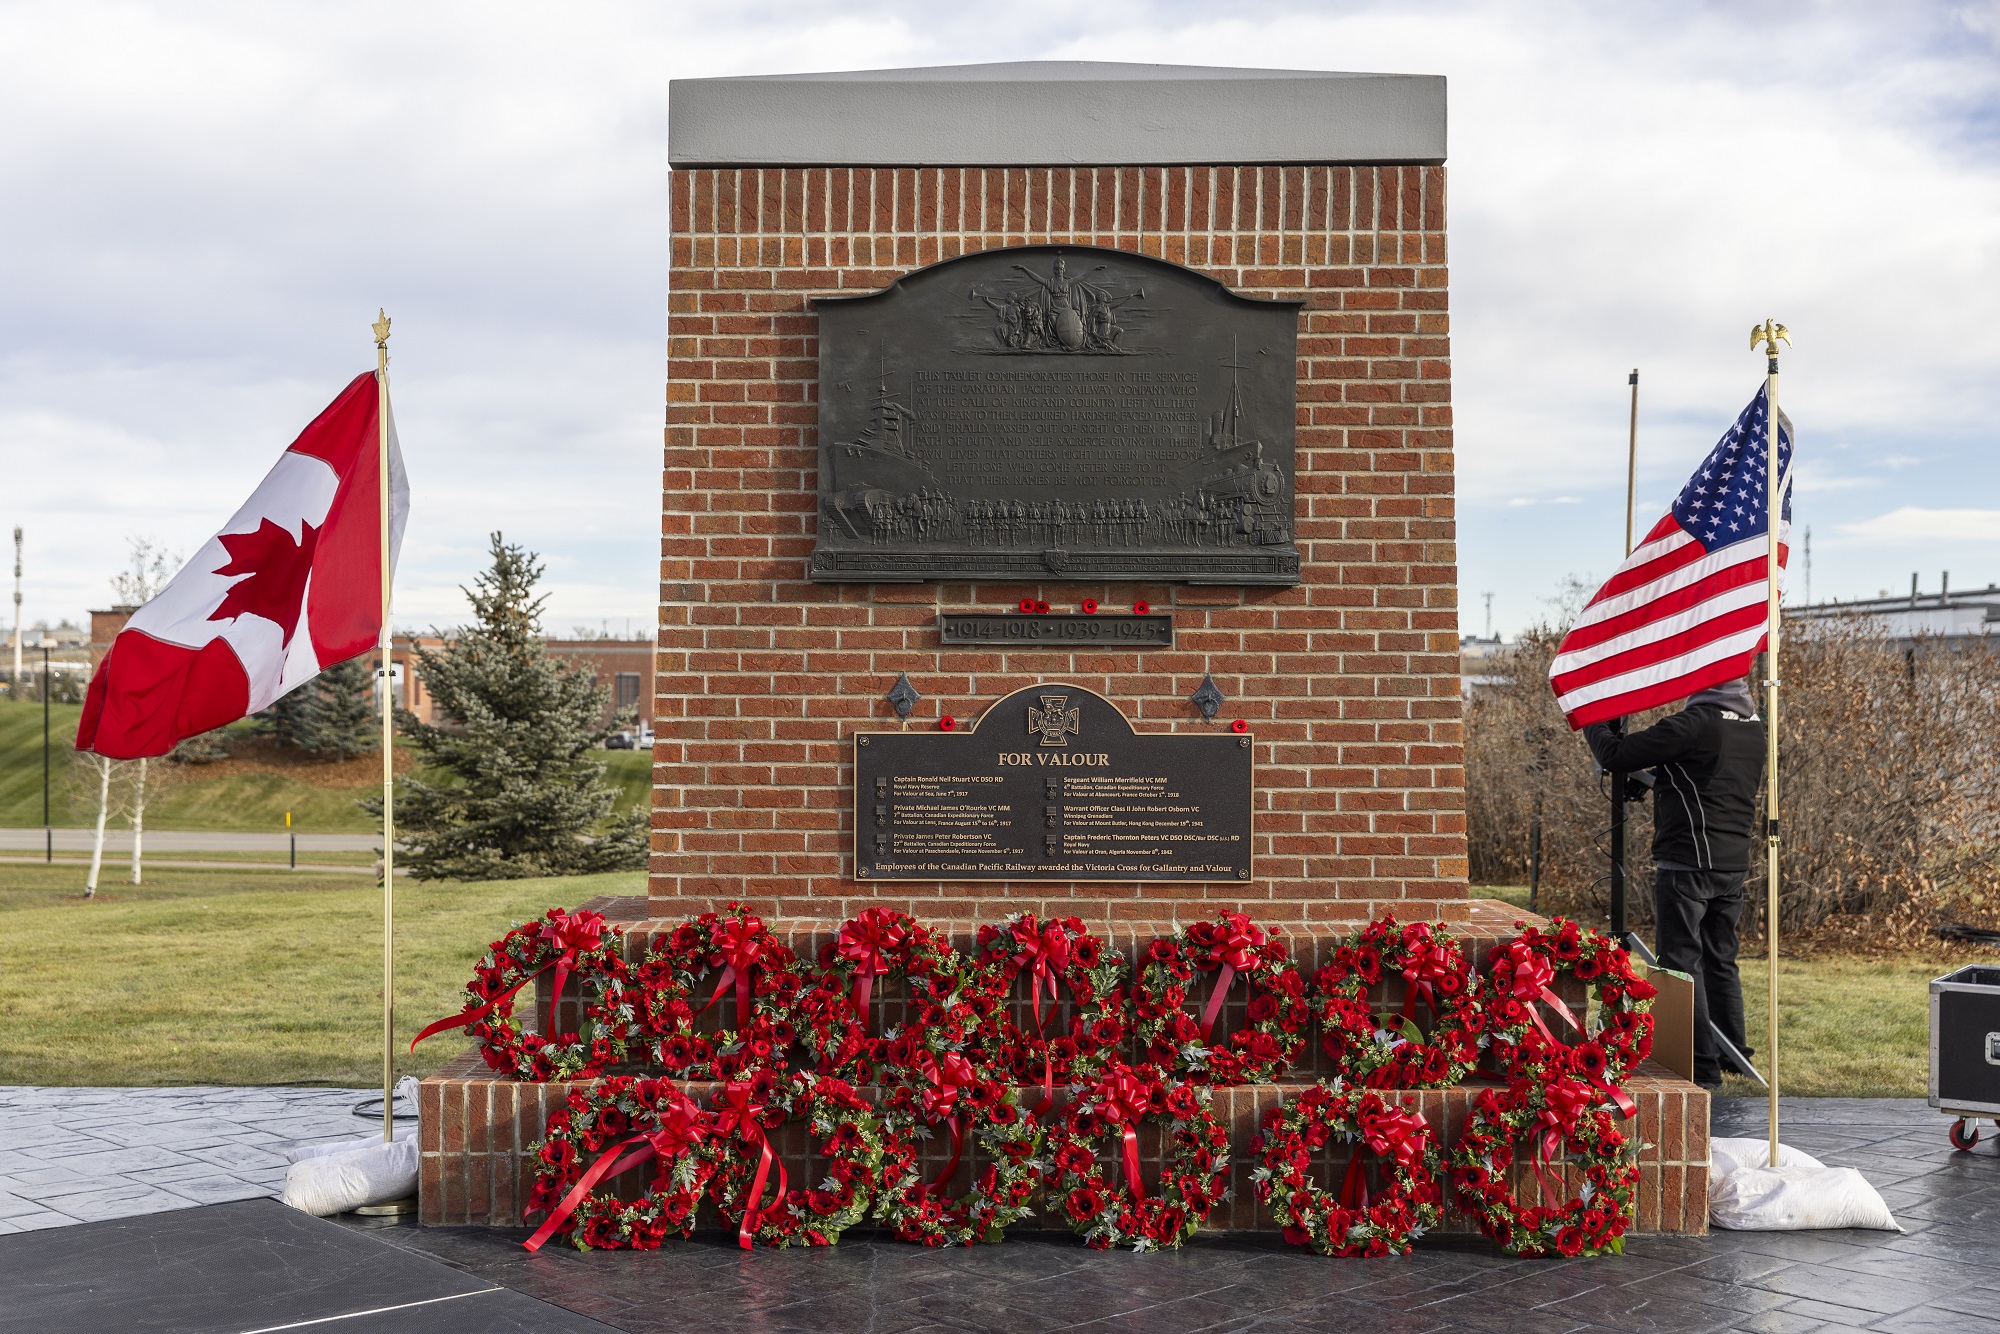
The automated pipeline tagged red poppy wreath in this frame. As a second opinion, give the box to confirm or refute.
[630,905,807,1080]
[795,908,978,1082]
[523,1076,712,1252]
[1312,917,1484,1089]
[704,1069,887,1249]
[966,913,1131,1092]
[1251,1081,1443,1257]
[1485,918,1656,1110]
[1041,1063,1231,1252]
[1133,913,1309,1084]
[409,907,635,1081]
[873,1052,1046,1246]
[1447,1075,1641,1258]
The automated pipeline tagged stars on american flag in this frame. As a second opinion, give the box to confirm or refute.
[1670,386,1793,551]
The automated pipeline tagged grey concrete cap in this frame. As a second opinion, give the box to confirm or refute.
[668,61,1444,167]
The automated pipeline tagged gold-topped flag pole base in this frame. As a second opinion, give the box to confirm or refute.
[1751,317,1790,1166]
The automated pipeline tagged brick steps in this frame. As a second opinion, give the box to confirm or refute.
[419,1056,1705,1235]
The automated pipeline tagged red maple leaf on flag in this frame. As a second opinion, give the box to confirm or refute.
[206,518,320,647]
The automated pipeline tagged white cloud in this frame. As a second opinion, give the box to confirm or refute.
[1,0,1995,641]
[1837,508,2000,544]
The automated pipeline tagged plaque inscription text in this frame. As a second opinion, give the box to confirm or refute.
[853,684,1253,883]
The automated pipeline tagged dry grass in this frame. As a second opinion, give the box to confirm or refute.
[1466,619,2000,947]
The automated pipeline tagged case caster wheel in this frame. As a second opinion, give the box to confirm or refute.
[1950,1118,1981,1151]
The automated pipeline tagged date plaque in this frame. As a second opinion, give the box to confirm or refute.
[937,613,1174,649]
[853,683,1252,882]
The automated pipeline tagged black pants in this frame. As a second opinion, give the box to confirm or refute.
[1654,869,1752,1085]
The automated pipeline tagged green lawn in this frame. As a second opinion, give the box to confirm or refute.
[0,699,653,833]
[1473,884,1936,1097]
[1721,955,1937,1098]
[0,867,1939,1094]
[0,862,644,1085]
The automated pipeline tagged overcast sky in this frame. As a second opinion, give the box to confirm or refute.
[3,0,1995,641]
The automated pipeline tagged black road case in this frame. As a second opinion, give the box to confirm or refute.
[1930,964,2000,1150]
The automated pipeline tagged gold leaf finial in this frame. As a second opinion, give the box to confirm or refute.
[372,308,392,348]
[1749,319,1790,356]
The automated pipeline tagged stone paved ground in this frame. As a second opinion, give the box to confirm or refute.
[7,1088,1998,1332]
[0,1085,401,1232]
[342,1097,2000,1334]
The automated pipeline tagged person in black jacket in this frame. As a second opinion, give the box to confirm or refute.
[1585,678,1766,1088]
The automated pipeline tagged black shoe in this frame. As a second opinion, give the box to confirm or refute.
[1696,1075,1723,1091]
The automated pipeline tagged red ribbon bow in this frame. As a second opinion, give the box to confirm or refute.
[1014,919,1073,1032]
[835,909,908,1035]
[1363,1106,1430,1172]
[1092,1071,1154,1202]
[712,1082,788,1250]
[696,914,766,1031]
[523,1093,706,1253]
[1398,936,1449,1023]
[1199,915,1267,1042]
[1501,945,1585,1048]
[1530,1078,1593,1198]
[410,909,606,1054]
[918,1052,979,1190]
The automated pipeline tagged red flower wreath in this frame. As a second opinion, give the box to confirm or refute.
[630,905,808,1080]
[1485,918,1657,1110]
[523,1076,712,1252]
[966,913,1131,1092]
[795,908,978,1082]
[1311,917,1484,1089]
[1041,1062,1231,1252]
[409,907,634,1081]
[704,1069,887,1249]
[1249,1081,1443,1257]
[1447,1075,1642,1258]
[1133,913,1309,1084]
[873,1051,1047,1246]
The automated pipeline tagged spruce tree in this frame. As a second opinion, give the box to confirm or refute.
[256,658,379,759]
[297,658,380,759]
[371,533,648,880]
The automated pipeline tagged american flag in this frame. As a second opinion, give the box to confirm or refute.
[1550,384,1793,728]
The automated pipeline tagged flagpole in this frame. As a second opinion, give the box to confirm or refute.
[1624,369,1639,556]
[1753,318,1790,1165]
[373,309,396,1148]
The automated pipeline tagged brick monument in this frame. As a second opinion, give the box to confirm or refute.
[656,62,1464,926]
[420,61,1708,1238]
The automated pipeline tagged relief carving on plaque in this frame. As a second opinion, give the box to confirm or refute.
[811,245,1302,586]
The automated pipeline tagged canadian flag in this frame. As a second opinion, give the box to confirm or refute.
[78,372,410,758]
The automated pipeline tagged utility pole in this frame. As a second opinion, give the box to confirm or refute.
[11,527,21,696]
[1482,592,1494,641]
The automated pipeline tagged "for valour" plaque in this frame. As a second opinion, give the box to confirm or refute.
[853,683,1252,882]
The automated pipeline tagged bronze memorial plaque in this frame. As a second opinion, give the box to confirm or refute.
[810,244,1301,585]
[853,683,1253,882]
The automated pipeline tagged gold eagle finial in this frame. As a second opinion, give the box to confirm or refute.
[1749,319,1790,356]
[372,308,392,348]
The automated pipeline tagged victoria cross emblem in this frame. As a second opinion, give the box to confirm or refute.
[1027,694,1081,747]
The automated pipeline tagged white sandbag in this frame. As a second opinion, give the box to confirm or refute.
[281,1137,419,1216]
[286,1123,415,1164]
[1709,1137,1901,1232]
